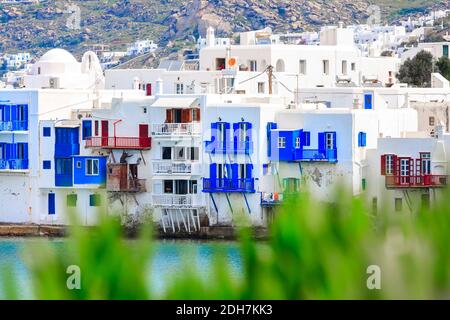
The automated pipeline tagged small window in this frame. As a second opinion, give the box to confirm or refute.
[67,194,77,207]
[189,147,199,161]
[143,107,147,114]
[257,82,265,94]
[249,60,257,72]
[174,147,186,161]
[351,63,356,71]
[89,194,101,207]
[86,159,99,176]
[295,137,301,149]
[362,178,366,191]
[43,160,51,170]
[342,60,348,75]
[429,116,435,126]
[278,137,286,148]
[395,198,402,212]
[43,127,51,137]
[322,60,329,75]
[299,60,307,75]
[358,132,367,147]
[302,131,311,146]
[175,83,184,94]
[162,147,172,160]
[385,155,395,175]
[76,161,81,169]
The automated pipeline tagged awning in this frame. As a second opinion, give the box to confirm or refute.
[151,97,199,109]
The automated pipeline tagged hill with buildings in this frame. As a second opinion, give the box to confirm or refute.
[0,0,447,60]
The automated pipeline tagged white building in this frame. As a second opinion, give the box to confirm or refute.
[126,40,158,56]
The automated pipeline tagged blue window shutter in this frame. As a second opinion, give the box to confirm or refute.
[82,120,92,140]
[48,193,56,215]
[246,122,252,140]
[231,163,239,180]
[23,105,28,130]
[246,163,253,178]
[233,123,239,153]
[332,132,337,149]
[225,122,231,151]
[209,163,217,189]
[23,143,28,160]
[303,131,311,146]
[4,105,10,122]
[11,105,17,122]
[362,133,366,146]
[318,132,325,151]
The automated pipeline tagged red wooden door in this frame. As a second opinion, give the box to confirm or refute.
[101,120,109,147]
[139,124,149,137]
[146,84,152,96]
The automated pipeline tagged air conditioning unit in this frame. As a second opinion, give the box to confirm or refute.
[49,77,60,89]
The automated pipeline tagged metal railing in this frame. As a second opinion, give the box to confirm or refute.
[0,121,28,131]
[85,137,151,149]
[385,175,448,188]
[152,162,197,174]
[202,178,255,193]
[295,149,337,162]
[152,123,201,136]
[152,194,197,206]
[0,159,29,170]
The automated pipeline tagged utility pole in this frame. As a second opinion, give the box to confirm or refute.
[268,65,273,95]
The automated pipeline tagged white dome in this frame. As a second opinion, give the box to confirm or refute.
[39,48,78,64]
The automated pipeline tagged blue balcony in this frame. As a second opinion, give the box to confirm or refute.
[0,121,28,131]
[202,178,255,193]
[204,140,233,154]
[234,140,254,155]
[0,159,29,170]
[55,144,80,158]
[294,149,338,163]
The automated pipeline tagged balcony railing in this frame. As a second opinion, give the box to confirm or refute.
[0,121,28,131]
[152,123,201,136]
[0,159,29,170]
[204,140,253,154]
[152,194,201,207]
[152,162,201,175]
[85,137,151,150]
[202,178,255,193]
[385,175,448,188]
[294,149,337,162]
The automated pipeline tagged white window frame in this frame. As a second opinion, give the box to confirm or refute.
[295,136,301,149]
[385,155,394,175]
[257,82,265,94]
[175,83,184,94]
[86,159,99,176]
[278,137,286,148]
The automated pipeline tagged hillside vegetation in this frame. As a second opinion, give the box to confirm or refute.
[0,0,445,59]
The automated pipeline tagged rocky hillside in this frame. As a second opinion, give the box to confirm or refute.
[0,0,446,59]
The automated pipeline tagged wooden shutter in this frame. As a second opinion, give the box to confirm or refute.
[381,155,386,175]
[166,109,173,123]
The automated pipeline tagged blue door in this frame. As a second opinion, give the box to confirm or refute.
[48,193,55,215]
[364,93,373,110]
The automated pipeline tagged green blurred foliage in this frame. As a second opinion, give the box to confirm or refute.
[2,188,450,299]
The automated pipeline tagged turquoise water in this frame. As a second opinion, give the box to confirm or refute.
[0,238,243,299]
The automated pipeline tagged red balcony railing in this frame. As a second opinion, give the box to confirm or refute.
[85,137,151,150]
[385,175,448,188]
